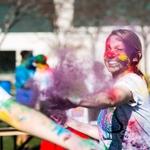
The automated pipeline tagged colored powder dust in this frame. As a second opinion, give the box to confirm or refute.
[31,50,112,124]
[118,53,128,61]
[50,51,111,99]
[54,124,71,136]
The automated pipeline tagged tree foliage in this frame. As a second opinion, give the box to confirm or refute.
[73,0,150,26]
[0,0,55,32]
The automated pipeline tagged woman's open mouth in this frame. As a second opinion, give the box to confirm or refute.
[107,60,118,67]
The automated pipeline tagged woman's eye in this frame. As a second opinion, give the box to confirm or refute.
[116,48,123,51]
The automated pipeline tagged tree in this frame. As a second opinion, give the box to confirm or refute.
[0,0,55,46]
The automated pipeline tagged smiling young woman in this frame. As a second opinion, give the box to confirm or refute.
[66,29,150,150]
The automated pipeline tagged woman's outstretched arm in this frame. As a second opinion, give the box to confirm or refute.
[0,88,99,150]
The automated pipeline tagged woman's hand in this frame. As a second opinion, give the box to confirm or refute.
[66,96,81,105]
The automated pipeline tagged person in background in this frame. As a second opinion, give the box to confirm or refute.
[32,54,53,109]
[66,29,150,149]
[15,50,36,107]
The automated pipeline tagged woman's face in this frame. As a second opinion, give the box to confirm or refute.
[104,35,130,75]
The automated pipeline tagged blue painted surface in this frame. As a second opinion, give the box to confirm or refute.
[0,80,11,94]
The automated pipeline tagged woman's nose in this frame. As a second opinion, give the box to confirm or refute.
[104,50,119,59]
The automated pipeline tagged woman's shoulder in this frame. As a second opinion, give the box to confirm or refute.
[115,72,148,93]
[115,73,149,105]
[115,72,149,96]
[118,72,144,83]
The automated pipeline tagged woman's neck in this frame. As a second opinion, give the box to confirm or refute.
[112,66,134,79]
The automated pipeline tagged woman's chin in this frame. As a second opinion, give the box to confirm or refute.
[107,66,120,74]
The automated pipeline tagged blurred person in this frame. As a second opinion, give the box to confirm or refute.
[65,29,150,149]
[15,50,36,107]
[32,54,53,109]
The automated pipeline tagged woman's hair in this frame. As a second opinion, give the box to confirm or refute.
[107,29,143,76]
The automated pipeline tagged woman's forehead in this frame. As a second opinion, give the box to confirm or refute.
[106,35,125,47]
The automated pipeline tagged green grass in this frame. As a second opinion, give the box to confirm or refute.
[2,136,41,150]
[0,121,41,150]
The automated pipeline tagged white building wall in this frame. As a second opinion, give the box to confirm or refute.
[0,26,149,74]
